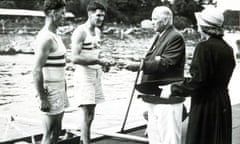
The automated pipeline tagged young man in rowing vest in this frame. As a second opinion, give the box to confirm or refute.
[33,0,69,143]
[71,2,112,144]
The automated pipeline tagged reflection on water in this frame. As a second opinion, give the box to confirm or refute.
[0,33,153,140]
[0,33,154,106]
[0,55,34,105]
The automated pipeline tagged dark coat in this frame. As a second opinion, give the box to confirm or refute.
[171,36,236,144]
[137,26,186,104]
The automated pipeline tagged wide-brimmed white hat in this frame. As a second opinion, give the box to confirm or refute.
[195,7,224,28]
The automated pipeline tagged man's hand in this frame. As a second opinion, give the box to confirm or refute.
[38,89,50,112]
[98,58,115,72]
[40,99,50,112]
[122,61,141,72]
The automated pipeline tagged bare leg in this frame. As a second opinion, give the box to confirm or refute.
[79,105,95,144]
[41,112,64,144]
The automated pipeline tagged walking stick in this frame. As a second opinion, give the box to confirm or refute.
[120,34,159,133]
[120,69,141,133]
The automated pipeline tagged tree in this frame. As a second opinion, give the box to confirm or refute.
[172,0,200,26]
[66,0,107,17]
[0,0,16,9]
[14,0,43,10]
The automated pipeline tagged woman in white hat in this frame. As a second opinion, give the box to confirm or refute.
[170,7,236,144]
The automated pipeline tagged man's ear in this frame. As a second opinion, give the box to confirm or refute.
[87,11,94,17]
[49,10,57,21]
[48,10,55,17]
[163,17,169,25]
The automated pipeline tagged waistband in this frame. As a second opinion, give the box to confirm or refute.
[44,80,66,83]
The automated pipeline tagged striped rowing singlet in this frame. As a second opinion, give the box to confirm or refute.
[42,31,66,82]
[80,24,102,69]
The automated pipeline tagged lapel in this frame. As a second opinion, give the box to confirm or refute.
[146,26,173,56]
[146,34,159,56]
[148,34,159,51]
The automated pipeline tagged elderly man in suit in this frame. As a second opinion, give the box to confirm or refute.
[124,6,186,144]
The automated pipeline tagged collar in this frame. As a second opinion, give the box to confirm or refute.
[159,30,166,37]
[157,25,172,38]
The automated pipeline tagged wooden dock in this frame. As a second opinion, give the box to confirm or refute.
[1,103,239,144]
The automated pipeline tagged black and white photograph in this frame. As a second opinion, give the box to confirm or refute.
[0,0,239,144]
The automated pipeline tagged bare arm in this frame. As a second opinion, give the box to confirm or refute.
[32,34,52,100]
[71,26,106,66]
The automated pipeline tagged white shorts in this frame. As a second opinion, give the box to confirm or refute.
[73,66,105,107]
[146,102,183,144]
[40,81,69,115]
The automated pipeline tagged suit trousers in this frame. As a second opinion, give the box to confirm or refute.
[146,102,183,144]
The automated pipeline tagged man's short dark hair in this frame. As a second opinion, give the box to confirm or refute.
[44,0,66,14]
[87,1,106,12]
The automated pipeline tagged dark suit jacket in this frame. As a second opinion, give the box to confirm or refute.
[137,26,186,104]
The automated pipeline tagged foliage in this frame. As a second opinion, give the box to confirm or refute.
[174,16,192,30]
[14,0,43,10]
[224,10,240,27]
[1,0,238,29]
[106,0,153,23]
[0,0,198,24]
[66,0,85,17]
[0,0,16,9]
[172,0,202,26]
[0,0,43,10]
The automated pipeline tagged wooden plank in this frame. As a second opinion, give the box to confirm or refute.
[93,130,148,143]
[0,8,74,17]
[90,120,146,139]
[0,130,80,144]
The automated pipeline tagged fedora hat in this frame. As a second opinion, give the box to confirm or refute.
[195,7,224,28]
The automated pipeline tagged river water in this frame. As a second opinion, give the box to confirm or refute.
[0,31,153,105]
[0,31,157,140]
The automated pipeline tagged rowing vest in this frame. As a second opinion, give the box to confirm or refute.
[42,31,66,82]
[79,25,102,70]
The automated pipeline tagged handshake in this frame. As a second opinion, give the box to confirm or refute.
[98,58,142,72]
[97,58,115,72]
[116,60,142,72]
